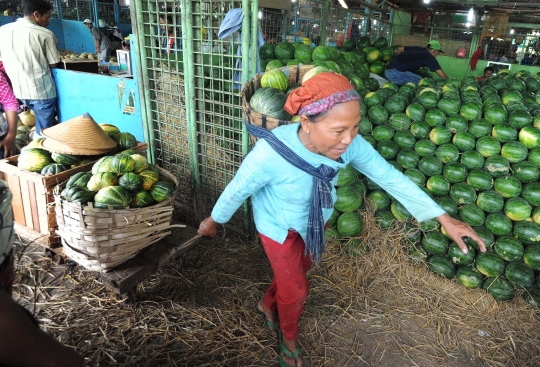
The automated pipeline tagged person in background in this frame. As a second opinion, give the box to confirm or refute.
[477,66,494,82]
[521,53,536,66]
[384,40,448,86]
[167,26,182,53]
[157,15,171,53]
[198,72,486,367]
[0,62,18,158]
[0,0,60,139]
[83,18,114,62]
[107,20,123,50]
[495,51,508,63]
[0,180,84,366]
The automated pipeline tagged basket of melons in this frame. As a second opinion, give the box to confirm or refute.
[53,151,179,272]
[241,64,320,136]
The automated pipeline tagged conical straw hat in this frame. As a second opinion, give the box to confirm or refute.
[40,137,113,156]
[41,113,117,150]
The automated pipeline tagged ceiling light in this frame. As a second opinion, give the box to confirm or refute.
[510,29,514,34]
[258,10,262,19]
[466,22,470,28]
[373,20,377,25]
[423,0,430,3]
[338,0,348,9]
[467,7,474,22]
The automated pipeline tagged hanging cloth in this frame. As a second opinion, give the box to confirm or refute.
[218,8,265,90]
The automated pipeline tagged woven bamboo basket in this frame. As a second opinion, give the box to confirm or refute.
[242,64,315,142]
[54,167,180,272]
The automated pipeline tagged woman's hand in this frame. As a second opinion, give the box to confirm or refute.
[436,213,486,254]
[198,216,218,237]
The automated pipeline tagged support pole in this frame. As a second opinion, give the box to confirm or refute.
[320,0,329,46]
[132,0,155,163]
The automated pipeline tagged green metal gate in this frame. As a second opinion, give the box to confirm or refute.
[132,0,259,233]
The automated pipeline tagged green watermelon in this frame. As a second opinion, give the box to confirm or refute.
[425,109,446,127]
[393,131,416,149]
[405,103,426,121]
[459,204,485,227]
[376,140,399,159]
[390,200,412,221]
[132,190,156,208]
[66,172,92,189]
[483,277,515,301]
[469,119,492,138]
[274,42,295,59]
[519,126,540,148]
[442,162,467,184]
[17,148,53,173]
[150,181,175,203]
[513,221,540,246]
[429,126,452,145]
[476,190,504,213]
[337,165,357,186]
[40,163,68,176]
[492,125,517,143]
[476,251,506,277]
[483,155,510,178]
[422,231,449,255]
[501,141,528,163]
[435,143,459,164]
[114,132,137,150]
[445,114,468,133]
[505,262,535,288]
[51,152,81,166]
[410,121,431,139]
[366,191,390,210]
[261,69,288,92]
[94,186,131,209]
[494,236,524,262]
[504,197,532,221]
[450,183,477,205]
[466,170,493,191]
[485,212,513,236]
[337,211,363,237]
[448,242,475,265]
[460,151,485,170]
[249,87,291,121]
[428,256,455,278]
[513,162,540,184]
[435,196,458,218]
[494,176,522,198]
[63,186,95,204]
[523,245,540,271]
[456,267,484,289]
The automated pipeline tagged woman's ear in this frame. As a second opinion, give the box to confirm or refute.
[299,114,311,133]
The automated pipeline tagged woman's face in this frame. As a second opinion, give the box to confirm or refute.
[300,100,361,161]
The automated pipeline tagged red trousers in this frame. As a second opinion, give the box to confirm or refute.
[260,231,312,341]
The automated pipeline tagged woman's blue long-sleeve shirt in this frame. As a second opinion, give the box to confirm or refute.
[211,123,445,244]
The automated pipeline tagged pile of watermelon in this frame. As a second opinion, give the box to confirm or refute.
[17,124,138,176]
[59,151,175,210]
[258,36,395,92]
[325,69,540,307]
[250,39,396,123]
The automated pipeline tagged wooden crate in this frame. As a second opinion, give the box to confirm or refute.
[0,142,148,248]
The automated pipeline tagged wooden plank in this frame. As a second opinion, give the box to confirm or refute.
[6,174,25,225]
[27,181,40,233]
[14,222,60,248]
[34,183,49,235]
[97,223,201,294]
[19,177,34,229]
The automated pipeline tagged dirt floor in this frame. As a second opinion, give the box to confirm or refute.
[10,212,540,367]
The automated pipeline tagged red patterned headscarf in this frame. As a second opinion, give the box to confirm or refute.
[284,72,360,117]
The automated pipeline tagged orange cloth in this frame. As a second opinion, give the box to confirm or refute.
[284,72,355,116]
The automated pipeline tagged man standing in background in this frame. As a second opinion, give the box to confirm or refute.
[84,18,114,62]
[0,0,61,139]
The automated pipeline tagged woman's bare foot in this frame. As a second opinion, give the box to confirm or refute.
[280,334,303,367]
[257,299,279,338]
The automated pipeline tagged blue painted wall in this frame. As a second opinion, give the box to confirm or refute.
[62,20,93,53]
[0,16,131,54]
[52,36,144,141]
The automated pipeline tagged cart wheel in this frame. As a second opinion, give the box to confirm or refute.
[118,289,138,303]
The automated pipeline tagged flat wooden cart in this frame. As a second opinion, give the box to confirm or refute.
[15,220,201,302]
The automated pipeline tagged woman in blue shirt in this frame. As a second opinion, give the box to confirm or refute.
[198,72,485,367]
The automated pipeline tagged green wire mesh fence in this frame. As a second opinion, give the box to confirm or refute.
[134,0,256,233]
